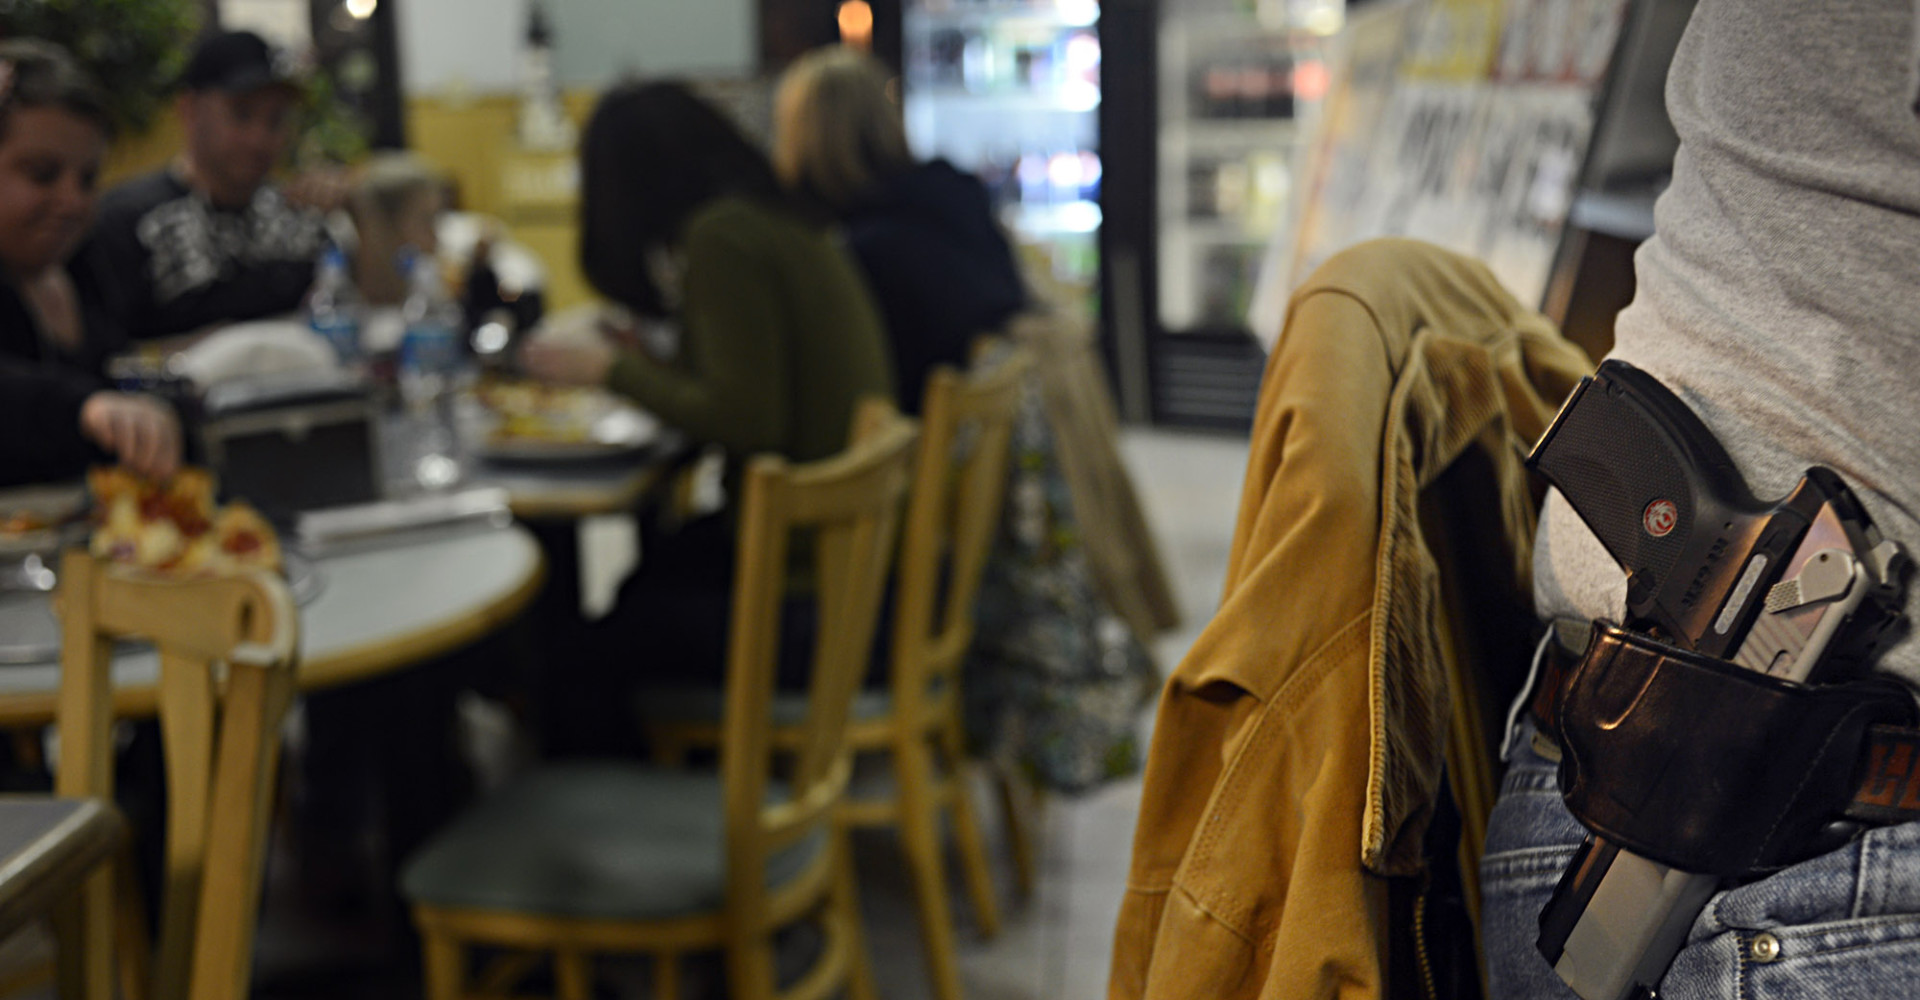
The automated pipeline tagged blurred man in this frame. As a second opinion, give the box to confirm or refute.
[83,30,338,340]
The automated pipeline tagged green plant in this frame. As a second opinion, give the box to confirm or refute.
[296,65,371,166]
[0,0,202,135]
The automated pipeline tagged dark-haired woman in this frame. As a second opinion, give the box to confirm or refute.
[520,81,894,754]
[0,40,178,486]
[523,79,893,473]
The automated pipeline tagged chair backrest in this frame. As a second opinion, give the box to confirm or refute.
[889,348,1032,722]
[719,402,917,922]
[55,550,299,1000]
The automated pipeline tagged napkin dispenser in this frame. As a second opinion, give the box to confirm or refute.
[199,372,383,517]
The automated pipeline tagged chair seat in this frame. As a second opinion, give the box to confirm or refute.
[399,763,825,922]
[637,686,898,728]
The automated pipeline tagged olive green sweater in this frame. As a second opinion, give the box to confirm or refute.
[605,196,895,473]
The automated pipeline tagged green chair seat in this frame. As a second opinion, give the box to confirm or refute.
[637,686,898,728]
[399,762,825,921]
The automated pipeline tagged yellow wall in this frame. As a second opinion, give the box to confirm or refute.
[406,90,600,311]
[102,109,185,188]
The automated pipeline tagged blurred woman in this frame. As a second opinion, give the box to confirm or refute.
[0,40,178,485]
[519,81,894,752]
[773,46,1025,413]
[523,79,893,471]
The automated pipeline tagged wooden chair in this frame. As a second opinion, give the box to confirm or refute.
[400,403,918,1000]
[51,550,300,1000]
[648,351,1032,1000]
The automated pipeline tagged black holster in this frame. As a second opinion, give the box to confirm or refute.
[1554,622,1917,877]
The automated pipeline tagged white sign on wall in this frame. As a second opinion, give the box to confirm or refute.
[219,0,313,51]
[397,0,756,96]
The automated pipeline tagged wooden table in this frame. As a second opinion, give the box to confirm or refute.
[472,458,664,522]
[0,525,546,727]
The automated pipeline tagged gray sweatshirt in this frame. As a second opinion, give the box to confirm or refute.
[1534,0,1920,683]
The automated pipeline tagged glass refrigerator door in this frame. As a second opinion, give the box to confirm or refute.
[903,0,1103,306]
[1156,5,1337,334]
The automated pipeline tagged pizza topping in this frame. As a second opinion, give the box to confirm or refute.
[86,466,280,576]
[0,511,53,534]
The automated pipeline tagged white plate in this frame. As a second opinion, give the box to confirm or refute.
[469,394,660,464]
[0,485,86,560]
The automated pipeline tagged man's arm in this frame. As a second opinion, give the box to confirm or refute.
[145,254,318,337]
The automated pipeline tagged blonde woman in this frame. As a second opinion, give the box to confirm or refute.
[773,46,1024,413]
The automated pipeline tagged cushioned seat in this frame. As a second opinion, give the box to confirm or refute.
[636,685,904,729]
[400,762,825,921]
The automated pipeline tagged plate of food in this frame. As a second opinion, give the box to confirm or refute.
[88,467,283,576]
[0,484,87,562]
[0,468,316,665]
[469,377,660,463]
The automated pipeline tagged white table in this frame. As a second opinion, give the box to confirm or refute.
[0,525,545,726]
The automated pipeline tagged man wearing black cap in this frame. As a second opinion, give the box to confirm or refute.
[82,30,335,341]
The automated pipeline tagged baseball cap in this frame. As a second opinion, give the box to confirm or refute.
[177,30,304,94]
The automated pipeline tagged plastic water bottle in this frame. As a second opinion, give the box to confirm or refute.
[397,251,465,489]
[307,246,361,364]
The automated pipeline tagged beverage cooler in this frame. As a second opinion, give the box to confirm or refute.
[899,0,1337,429]
[901,0,1105,306]
[1142,0,1340,428]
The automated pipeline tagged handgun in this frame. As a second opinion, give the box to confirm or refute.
[1525,360,1909,1000]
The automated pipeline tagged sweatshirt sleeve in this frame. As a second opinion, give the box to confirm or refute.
[77,197,158,342]
[603,211,788,457]
[0,363,101,486]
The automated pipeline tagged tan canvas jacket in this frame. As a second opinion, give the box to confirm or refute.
[1110,239,1591,1000]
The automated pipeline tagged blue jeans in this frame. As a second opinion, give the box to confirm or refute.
[1481,720,1920,999]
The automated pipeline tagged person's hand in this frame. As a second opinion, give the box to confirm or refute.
[519,332,617,387]
[79,392,181,480]
[282,166,354,214]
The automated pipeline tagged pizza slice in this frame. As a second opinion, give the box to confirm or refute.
[87,467,281,575]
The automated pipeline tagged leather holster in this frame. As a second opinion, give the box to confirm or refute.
[1554,622,1917,877]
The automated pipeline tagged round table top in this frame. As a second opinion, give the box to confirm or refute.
[0,525,545,726]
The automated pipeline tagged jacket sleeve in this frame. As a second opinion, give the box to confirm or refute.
[75,200,158,342]
[1112,288,1398,1000]
[0,363,101,486]
[82,190,321,341]
[604,215,787,457]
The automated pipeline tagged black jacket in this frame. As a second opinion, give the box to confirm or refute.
[81,170,325,341]
[842,161,1026,413]
[0,250,129,487]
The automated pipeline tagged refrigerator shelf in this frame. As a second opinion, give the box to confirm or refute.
[1004,201,1103,235]
[1166,119,1301,141]
[908,87,1100,111]
[905,2,1099,31]
[1160,220,1275,244]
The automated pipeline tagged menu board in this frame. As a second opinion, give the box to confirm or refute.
[1250,0,1627,343]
